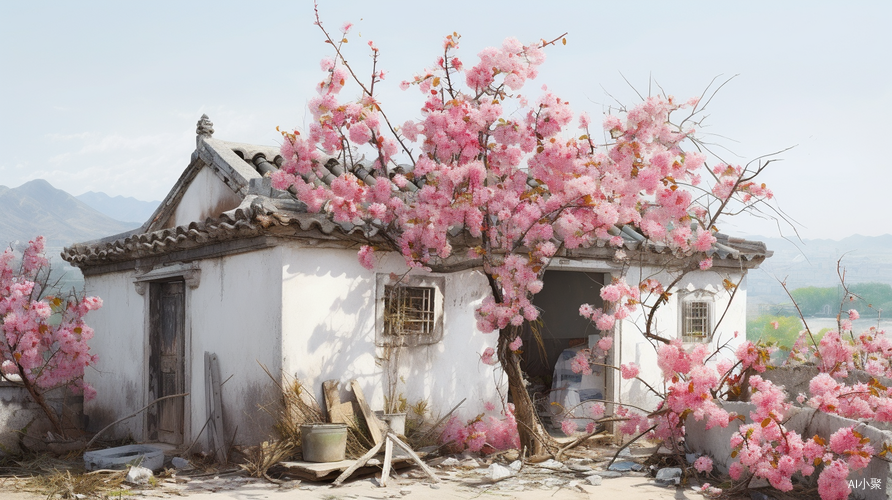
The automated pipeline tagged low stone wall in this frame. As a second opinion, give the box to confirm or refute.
[0,382,83,455]
[686,400,892,500]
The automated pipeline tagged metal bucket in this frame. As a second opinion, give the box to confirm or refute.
[300,424,348,462]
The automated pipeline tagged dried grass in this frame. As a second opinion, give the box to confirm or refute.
[259,365,372,460]
[238,440,294,479]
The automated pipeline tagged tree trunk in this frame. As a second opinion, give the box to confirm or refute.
[498,325,556,455]
[22,377,67,438]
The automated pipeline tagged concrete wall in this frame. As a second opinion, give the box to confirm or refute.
[188,248,283,448]
[82,247,282,448]
[81,269,147,440]
[168,166,242,228]
[615,268,748,412]
[280,245,502,422]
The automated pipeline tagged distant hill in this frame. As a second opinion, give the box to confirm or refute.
[76,191,159,225]
[0,180,138,249]
[0,180,146,292]
[746,234,892,311]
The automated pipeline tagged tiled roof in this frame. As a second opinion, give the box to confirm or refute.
[61,116,771,269]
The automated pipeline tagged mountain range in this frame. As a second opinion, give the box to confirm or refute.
[0,179,160,290]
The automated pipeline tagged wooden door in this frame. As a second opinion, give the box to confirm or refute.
[149,281,185,444]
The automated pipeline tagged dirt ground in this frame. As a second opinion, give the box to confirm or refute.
[1,472,693,500]
[0,453,706,500]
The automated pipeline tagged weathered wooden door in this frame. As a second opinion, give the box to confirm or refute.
[148,281,185,444]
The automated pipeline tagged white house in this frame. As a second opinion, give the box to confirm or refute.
[62,116,770,449]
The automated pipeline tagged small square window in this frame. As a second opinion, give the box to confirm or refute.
[384,285,435,337]
[376,274,444,346]
[682,300,711,343]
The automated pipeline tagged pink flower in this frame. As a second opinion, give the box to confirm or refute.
[597,336,613,352]
[620,362,640,380]
[771,321,779,330]
[357,245,375,270]
[560,419,578,436]
[693,456,713,473]
[509,337,523,352]
[481,347,497,366]
[699,258,713,270]
[848,309,860,321]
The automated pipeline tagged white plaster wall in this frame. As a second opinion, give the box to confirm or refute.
[188,247,283,447]
[168,167,242,227]
[615,267,748,412]
[280,245,503,423]
[81,270,147,440]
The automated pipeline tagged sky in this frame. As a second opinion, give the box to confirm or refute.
[1,1,890,241]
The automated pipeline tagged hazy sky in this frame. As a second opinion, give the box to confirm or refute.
[1,1,889,240]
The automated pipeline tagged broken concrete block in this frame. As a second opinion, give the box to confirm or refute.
[84,444,165,471]
[125,465,153,485]
[486,463,514,481]
[654,467,682,486]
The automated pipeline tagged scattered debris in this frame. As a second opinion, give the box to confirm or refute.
[654,467,682,486]
[484,462,514,482]
[607,460,644,472]
[124,465,153,485]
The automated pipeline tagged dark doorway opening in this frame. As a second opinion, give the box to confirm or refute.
[522,270,607,428]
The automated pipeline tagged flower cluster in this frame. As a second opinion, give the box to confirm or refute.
[1,237,100,401]
[440,403,520,452]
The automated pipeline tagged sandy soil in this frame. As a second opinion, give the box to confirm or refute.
[1,469,695,500]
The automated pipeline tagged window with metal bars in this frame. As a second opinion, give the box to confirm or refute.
[682,300,711,343]
[384,285,435,337]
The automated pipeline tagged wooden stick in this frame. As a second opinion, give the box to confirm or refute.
[380,436,394,487]
[85,393,189,449]
[386,432,440,483]
[332,439,384,486]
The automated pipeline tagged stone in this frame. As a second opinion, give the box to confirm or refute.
[607,461,643,472]
[485,463,514,481]
[586,475,603,486]
[542,478,567,488]
[171,457,191,469]
[534,459,565,470]
[125,466,153,485]
[508,460,522,471]
[593,470,622,478]
[459,458,480,468]
[568,463,593,473]
[438,457,460,467]
[654,467,682,486]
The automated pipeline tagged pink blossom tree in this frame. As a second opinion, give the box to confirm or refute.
[0,236,101,437]
[275,7,778,454]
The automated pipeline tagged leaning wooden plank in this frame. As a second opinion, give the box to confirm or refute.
[322,380,340,422]
[330,401,353,425]
[387,432,440,483]
[332,439,384,486]
[350,380,384,445]
[205,352,227,463]
[380,437,394,487]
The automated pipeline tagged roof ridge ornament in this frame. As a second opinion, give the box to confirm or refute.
[196,114,214,138]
